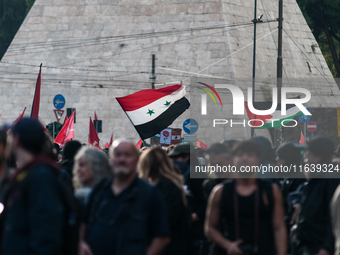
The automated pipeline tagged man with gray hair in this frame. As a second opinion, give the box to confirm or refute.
[79,139,170,255]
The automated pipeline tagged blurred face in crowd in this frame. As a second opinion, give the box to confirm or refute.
[305,150,321,165]
[76,157,93,186]
[276,156,286,166]
[209,153,232,167]
[234,151,259,169]
[209,153,233,178]
[172,154,190,163]
[111,141,138,177]
[234,151,259,178]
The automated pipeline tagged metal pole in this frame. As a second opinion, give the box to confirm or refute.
[151,54,155,89]
[275,0,283,146]
[277,0,283,99]
[53,122,55,140]
[251,0,257,137]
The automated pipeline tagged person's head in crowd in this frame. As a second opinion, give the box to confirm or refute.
[102,147,109,157]
[110,139,139,179]
[3,132,16,170]
[73,147,112,189]
[11,118,46,165]
[53,143,62,161]
[0,129,7,164]
[166,144,175,154]
[62,140,82,162]
[232,140,261,178]
[251,136,273,164]
[198,156,207,167]
[168,142,190,163]
[276,142,303,166]
[221,138,238,149]
[207,143,233,178]
[168,142,199,178]
[334,144,340,158]
[306,136,334,164]
[195,148,206,158]
[42,133,57,160]
[208,143,232,166]
[140,146,149,152]
[138,147,185,201]
[0,129,9,180]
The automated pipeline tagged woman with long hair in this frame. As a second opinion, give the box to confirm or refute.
[138,147,190,255]
[73,147,112,203]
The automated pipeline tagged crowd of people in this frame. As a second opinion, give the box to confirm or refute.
[0,117,340,255]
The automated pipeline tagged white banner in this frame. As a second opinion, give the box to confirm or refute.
[160,128,172,144]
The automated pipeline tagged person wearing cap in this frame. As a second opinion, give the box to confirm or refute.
[168,143,209,255]
[168,143,192,181]
[2,118,65,255]
[291,136,340,255]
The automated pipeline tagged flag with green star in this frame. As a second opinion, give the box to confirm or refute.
[116,84,190,140]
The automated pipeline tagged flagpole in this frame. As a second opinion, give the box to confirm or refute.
[251,0,257,138]
[275,0,283,147]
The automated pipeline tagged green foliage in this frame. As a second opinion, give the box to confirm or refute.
[296,0,340,77]
[0,0,35,60]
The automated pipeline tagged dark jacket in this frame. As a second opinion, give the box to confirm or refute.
[59,159,75,193]
[295,177,340,253]
[156,178,191,255]
[85,177,169,255]
[2,156,64,255]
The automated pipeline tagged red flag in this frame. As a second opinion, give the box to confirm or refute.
[94,111,98,121]
[299,132,305,144]
[104,142,110,149]
[89,117,101,149]
[54,111,75,146]
[109,132,113,146]
[31,64,42,119]
[136,139,143,150]
[196,139,208,149]
[13,107,26,124]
